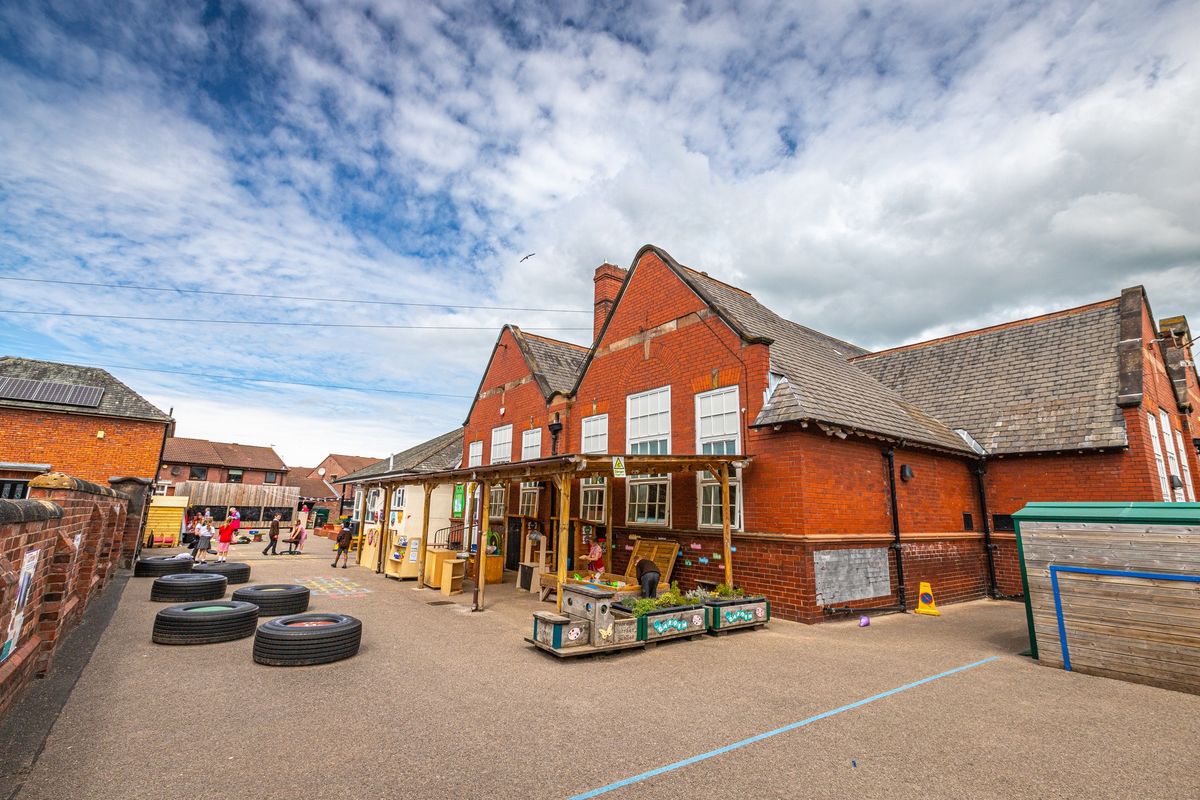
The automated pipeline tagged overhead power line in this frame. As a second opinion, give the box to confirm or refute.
[0,309,590,331]
[0,275,589,314]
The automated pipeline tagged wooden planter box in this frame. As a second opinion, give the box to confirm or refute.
[705,597,770,633]
[532,611,590,650]
[615,603,709,643]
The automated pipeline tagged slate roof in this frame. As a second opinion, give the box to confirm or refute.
[852,300,1127,455]
[616,248,971,453]
[164,437,288,471]
[338,428,464,483]
[511,328,589,397]
[0,357,171,423]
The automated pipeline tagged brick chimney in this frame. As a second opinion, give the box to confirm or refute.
[593,262,627,343]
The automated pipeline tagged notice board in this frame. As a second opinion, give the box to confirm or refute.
[813,547,891,606]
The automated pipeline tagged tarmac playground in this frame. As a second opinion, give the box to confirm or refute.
[3,535,1198,800]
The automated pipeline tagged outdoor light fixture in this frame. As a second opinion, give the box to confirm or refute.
[900,464,914,482]
[548,412,563,455]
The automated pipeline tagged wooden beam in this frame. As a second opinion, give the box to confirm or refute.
[603,477,613,573]
[378,483,393,574]
[417,481,434,588]
[721,463,733,587]
[556,474,572,612]
[474,480,490,611]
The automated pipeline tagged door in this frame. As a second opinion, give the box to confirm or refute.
[505,518,522,571]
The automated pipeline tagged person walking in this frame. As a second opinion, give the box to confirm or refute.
[194,520,213,564]
[332,522,353,569]
[216,519,235,562]
[262,514,281,556]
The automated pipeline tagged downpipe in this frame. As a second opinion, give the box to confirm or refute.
[883,448,908,612]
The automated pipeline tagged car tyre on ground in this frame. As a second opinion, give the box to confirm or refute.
[152,600,259,645]
[150,573,228,602]
[134,556,194,578]
[232,584,310,616]
[253,613,362,666]
[191,561,252,584]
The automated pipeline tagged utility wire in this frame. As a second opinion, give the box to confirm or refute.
[0,309,590,331]
[0,275,589,314]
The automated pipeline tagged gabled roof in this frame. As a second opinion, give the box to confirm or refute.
[338,428,464,484]
[0,357,171,423]
[575,245,972,454]
[324,455,378,474]
[853,298,1127,455]
[287,474,339,501]
[164,437,288,471]
[462,325,587,426]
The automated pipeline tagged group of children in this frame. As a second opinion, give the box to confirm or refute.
[188,507,241,564]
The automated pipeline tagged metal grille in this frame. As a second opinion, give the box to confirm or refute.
[0,377,105,407]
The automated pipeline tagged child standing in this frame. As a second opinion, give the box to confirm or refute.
[194,521,213,564]
[216,519,235,562]
[332,522,353,569]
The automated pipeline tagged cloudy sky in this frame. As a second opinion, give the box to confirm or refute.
[2,0,1197,467]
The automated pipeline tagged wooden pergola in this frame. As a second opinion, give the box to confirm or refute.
[393,453,749,611]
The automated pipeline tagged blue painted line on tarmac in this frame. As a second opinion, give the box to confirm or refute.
[567,655,1000,800]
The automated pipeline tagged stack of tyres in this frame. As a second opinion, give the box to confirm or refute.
[253,613,362,666]
[152,601,259,645]
[192,562,252,584]
[134,557,194,578]
[232,584,310,616]
[150,573,228,602]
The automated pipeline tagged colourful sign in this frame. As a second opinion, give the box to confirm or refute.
[916,581,941,616]
[652,617,689,634]
[1,549,40,663]
[612,457,626,478]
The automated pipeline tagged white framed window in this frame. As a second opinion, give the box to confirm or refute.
[152,481,170,496]
[353,488,363,521]
[491,425,513,464]
[627,478,669,525]
[626,386,671,454]
[1147,412,1170,501]
[582,414,609,454]
[1174,430,1196,502]
[1160,411,1186,502]
[695,386,743,529]
[519,482,540,516]
[392,487,406,508]
[366,487,383,523]
[521,428,542,461]
[581,476,606,522]
[488,483,507,519]
[468,440,483,468]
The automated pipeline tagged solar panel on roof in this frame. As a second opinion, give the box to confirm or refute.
[0,377,104,408]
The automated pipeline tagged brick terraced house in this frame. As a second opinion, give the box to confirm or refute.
[0,357,172,497]
[157,437,289,494]
[457,245,1200,623]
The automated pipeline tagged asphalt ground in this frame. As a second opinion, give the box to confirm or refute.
[9,535,1200,800]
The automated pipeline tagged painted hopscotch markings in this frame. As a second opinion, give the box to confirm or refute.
[567,655,999,799]
[296,575,372,598]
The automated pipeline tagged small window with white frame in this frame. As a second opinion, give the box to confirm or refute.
[582,414,608,454]
[491,425,513,464]
[352,488,363,521]
[521,428,542,461]
[581,476,606,522]
[488,483,507,519]
[627,477,669,525]
[696,386,743,529]
[627,387,670,454]
[1174,429,1196,502]
[519,482,540,516]
[468,440,483,468]
[1159,410,1186,502]
[1147,412,1171,501]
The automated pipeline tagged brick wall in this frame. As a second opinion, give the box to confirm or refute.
[0,408,165,485]
[0,472,142,719]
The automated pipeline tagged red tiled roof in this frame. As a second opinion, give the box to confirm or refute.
[163,437,287,471]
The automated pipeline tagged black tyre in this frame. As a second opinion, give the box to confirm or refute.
[191,562,251,584]
[152,600,259,645]
[232,584,310,616]
[134,557,194,578]
[253,613,362,666]
[150,573,228,603]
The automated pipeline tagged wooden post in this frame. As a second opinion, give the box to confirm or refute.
[354,485,368,565]
[417,481,434,588]
[603,477,613,573]
[463,481,475,552]
[720,463,733,587]
[474,480,490,611]
[378,483,393,574]
[556,473,572,612]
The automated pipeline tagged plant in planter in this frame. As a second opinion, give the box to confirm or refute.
[702,583,770,632]
[615,583,708,642]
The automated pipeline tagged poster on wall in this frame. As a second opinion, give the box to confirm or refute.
[1,548,41,663]
[451,483,466,518]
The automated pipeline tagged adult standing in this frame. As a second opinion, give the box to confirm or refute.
[262,514,281,556]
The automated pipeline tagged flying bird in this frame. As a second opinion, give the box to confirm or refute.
[520,253,536,262]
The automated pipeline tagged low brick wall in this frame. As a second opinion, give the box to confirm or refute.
[0,473,145,719]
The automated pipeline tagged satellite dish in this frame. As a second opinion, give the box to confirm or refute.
[170,466,182,476]
[318,467,326,477]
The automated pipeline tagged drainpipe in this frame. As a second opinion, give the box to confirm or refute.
[975,460,999,598]
[883,448,908,612]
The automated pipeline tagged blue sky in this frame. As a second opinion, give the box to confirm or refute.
[1,0,1197,466]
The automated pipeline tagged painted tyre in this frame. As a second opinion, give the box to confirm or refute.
[152,600,259,645]
[191,562,252,584]
[253,613,362,666]
[134,557,194,577]
[231,584,310,616]
[150,573,228,602]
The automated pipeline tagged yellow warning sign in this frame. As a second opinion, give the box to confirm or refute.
[612,457,626,478]
[916,581,940,616]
